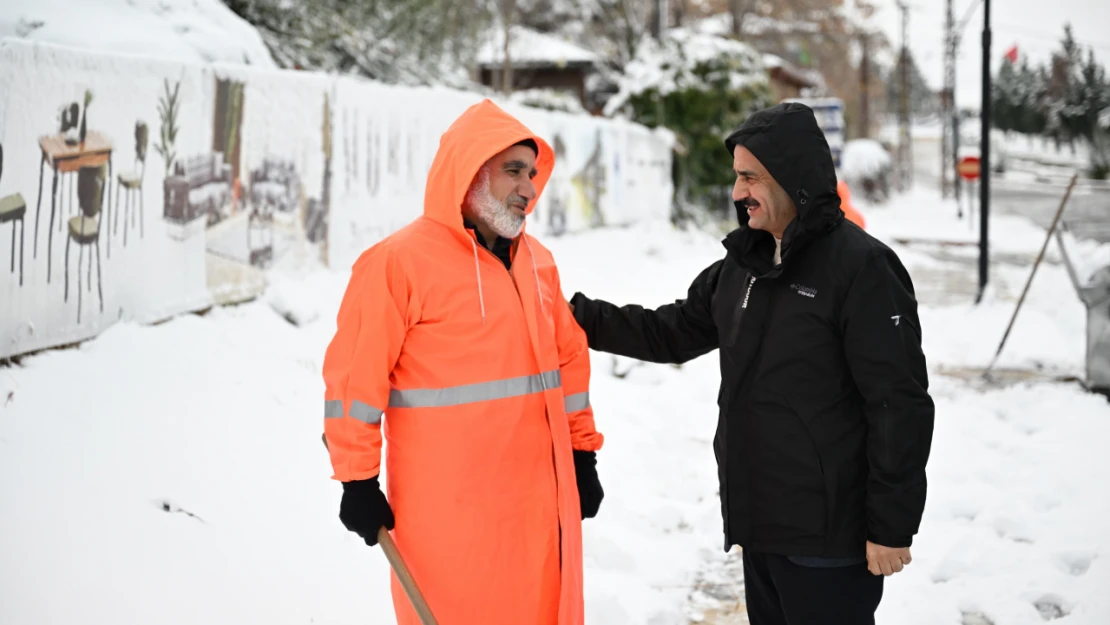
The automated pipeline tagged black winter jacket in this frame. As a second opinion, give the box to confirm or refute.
[570,103,935,557]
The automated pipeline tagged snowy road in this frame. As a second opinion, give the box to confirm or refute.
[2,189,1110,625]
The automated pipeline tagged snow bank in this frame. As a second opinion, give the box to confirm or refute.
[3,187,1109,624]
[0,221,732,625]
[0,0,276,68]
[875,378,1110,625]
[0,38,674,360]
[0,224,702,625]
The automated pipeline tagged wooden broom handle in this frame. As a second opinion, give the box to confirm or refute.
[377,526,439,625]
[321,433,439,624]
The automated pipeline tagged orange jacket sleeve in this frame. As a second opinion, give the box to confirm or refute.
[552,268,603,452]
[322,242,412,482]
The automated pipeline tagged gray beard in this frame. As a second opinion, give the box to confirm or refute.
[466,169,525,239]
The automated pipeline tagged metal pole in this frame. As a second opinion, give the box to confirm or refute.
[976,0,991,303]
[860,32,870,138]
[941,0,954,197]
[898,2,911,191]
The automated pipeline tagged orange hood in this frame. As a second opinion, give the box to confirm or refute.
[423,98,555,234]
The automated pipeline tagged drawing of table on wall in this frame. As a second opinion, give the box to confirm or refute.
[32,131,113,283]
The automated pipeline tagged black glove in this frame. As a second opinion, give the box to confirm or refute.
[573,450,603,519]
[339,476,395,547]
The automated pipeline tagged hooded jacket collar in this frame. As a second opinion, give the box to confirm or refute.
[721,102,845,278]
[422,98,555,246]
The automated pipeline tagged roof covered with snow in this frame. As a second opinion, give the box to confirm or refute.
[761,53,820,89]
[475,25,598,69]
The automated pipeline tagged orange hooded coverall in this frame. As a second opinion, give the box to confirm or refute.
[837,179,866,229]
[321,99,603,625]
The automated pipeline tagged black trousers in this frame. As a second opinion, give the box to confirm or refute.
[743,550,884,625]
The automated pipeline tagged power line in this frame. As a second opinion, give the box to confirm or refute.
[957,0,984,37]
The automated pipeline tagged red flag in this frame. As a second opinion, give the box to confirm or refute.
[1003,44,1018,63]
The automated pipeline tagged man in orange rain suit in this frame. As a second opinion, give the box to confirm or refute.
[838,179,866,229]
[321,98,604,625]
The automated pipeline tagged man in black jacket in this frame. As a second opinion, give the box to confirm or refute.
[569,102,935,625]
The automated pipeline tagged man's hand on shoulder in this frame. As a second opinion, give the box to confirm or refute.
[866,540,912,576]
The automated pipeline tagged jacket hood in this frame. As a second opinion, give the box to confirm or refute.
[423,98,555,234]
[722,102,844,273]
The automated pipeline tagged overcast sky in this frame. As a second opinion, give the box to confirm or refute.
[866,0,1110,110]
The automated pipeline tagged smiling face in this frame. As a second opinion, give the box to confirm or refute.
[731,145,797,239]
[464,144,538,241]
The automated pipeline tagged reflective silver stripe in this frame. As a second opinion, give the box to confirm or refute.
[350,400,384,425]
[541,369,561,390]
[324,399,383,424]
[389,370,562,409]
[564,391,590,413]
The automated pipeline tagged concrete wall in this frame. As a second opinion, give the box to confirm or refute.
[0,39,674,359]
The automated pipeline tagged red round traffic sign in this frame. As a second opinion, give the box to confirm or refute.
[957,156,981,181]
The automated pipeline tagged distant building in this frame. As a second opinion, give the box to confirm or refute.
[475,25,599,112]
[762,53,821,101]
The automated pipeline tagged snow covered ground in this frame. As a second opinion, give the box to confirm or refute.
[2,187,1110,625]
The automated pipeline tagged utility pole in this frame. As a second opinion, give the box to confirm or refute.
[976,0,992,303]
[651,0,669,38]
[941,0,955,197]
[860,32,870,138]
[897,2,912,191]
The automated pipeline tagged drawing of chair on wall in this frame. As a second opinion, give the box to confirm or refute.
[0,143,26,286]
[112,121,147,256]
[65,163,106,323]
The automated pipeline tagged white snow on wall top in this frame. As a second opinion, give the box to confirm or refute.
[476,25,597,68]
[0,0,276,68]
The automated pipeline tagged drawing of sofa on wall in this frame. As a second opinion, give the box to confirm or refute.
[163,151,232,233]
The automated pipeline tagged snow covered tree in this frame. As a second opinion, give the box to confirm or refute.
[604,30,772,222]
[885,50,938,120]
[1016,58,1049,136]
[221,0,493,87]
[991,58,1017,133]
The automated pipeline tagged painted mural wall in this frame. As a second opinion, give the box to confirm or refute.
[0,39,674,360]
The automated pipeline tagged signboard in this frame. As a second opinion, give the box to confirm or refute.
[957,155,981,181]
[784,97,845,168]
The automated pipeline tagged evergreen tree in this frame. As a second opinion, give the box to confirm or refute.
[991,57,1019,133]
[1018,58,1048,135]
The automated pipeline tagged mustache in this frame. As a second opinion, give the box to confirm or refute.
[505,195,528,207]
[742,198,760,208]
